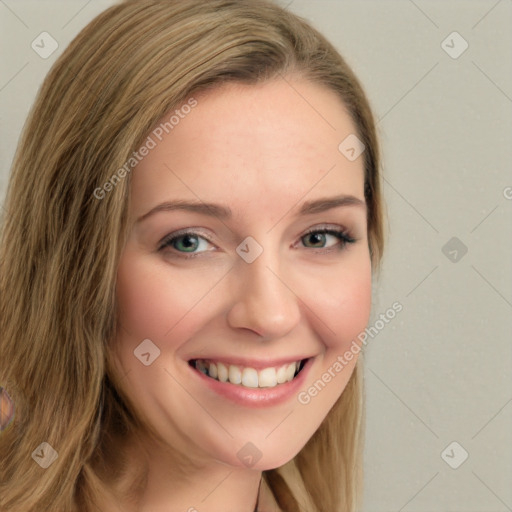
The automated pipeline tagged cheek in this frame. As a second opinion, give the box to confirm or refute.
[115,251,211,345]
[286,254,371,444]
[299,252,373,352]
[331,269,372,347]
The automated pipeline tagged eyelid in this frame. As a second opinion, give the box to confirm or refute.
[301,223,353,237]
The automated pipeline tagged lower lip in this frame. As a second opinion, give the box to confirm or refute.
[188,358,313,408]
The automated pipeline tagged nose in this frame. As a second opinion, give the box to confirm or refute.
[226,251,302,339]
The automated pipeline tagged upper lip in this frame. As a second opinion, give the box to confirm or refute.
[188,356,311,370]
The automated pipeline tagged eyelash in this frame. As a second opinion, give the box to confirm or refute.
[158,226,357,259]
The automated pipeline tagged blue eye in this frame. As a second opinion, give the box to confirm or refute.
[159,227,356,259]
[159,232,212,256]
[300,228,356,250]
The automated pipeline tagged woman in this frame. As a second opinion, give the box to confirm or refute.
[0,1,385,510]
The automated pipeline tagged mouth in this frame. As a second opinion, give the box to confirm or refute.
[188,358,308,389]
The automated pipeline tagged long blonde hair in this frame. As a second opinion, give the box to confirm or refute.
[0,1,384,510]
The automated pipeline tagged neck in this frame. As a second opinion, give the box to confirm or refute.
[101,436,264,512]
[139,465,263,512]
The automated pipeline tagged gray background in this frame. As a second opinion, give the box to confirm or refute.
[1,1,511,510]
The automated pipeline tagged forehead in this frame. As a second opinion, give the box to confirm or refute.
[129,78,365,223]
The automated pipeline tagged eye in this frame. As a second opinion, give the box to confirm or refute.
[299,227,356,252]
[158,226,357,259]
[159,230,214,257]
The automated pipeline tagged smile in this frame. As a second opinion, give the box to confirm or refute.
[189,358,308,389]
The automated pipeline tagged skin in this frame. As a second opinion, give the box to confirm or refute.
[109,77,372,512]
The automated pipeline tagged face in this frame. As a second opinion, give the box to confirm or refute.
[111,77,372,471]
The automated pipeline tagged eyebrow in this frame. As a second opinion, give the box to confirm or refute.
[136,194,366,223]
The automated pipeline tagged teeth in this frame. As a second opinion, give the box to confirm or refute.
[193,359,303,389]
[258,367,277,388]
[285,362,296,382]
[241,368,259,388]
[228,365,242,385]
[217,362,228,382]
[208,362,218,379]
[276,365,288,384]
